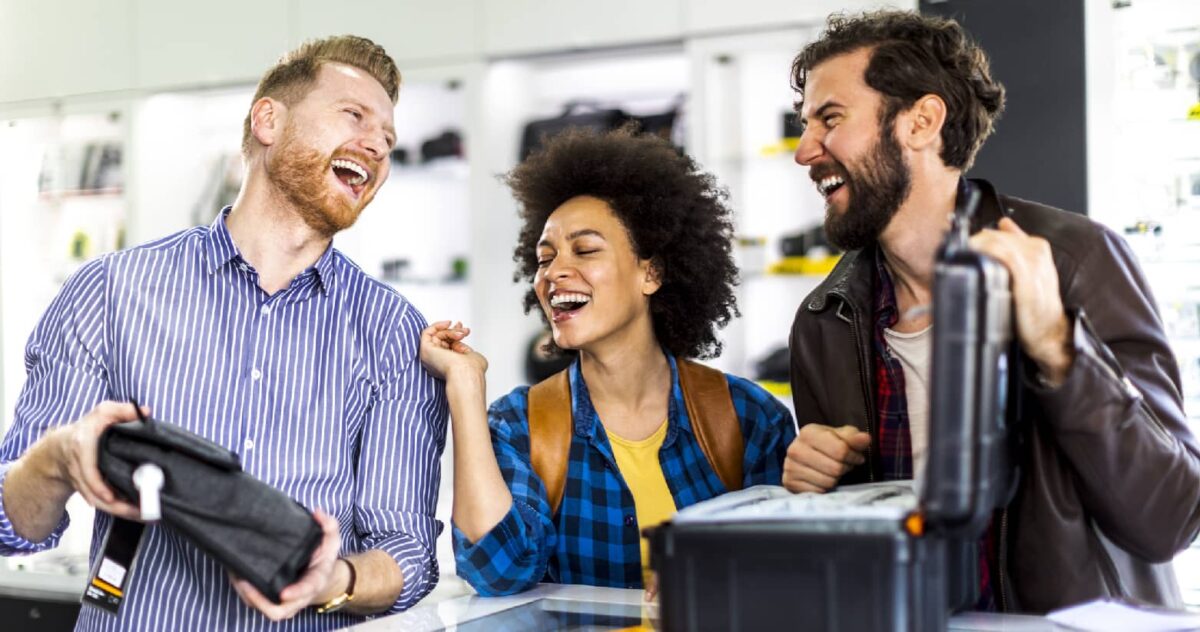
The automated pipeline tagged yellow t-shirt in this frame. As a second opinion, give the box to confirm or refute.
[608,420,677,586]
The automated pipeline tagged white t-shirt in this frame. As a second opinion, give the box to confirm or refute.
[883,325,933,489]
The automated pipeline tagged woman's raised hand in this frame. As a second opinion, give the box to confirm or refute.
[419,321,488,380]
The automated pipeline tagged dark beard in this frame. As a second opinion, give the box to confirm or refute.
[823,124,911,251]
[267,123,368,237]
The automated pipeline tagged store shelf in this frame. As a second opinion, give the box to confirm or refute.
[1106,0,1200,598]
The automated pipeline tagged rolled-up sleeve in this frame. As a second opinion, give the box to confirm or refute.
[0,467,70,554]
[727,375,796,487]
[355,302,448,613]
[452,389,557,596]
[0,259,110,556]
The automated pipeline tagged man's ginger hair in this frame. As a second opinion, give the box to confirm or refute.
[241,35,400,156]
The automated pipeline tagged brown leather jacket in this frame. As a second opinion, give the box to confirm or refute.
[788,178,1200,613]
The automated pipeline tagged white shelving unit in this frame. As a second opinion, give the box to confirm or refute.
[684,28,830,412]
[1091,0,1200,606]
[1101,0,1200,424]
[0,102,135,593]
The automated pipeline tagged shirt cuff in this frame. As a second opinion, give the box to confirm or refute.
[0,464,70,555]
[373,533,439,614]
[451,500,546,596]
[451,501,527,550]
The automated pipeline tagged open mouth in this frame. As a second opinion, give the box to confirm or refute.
[331,158,371,197]
[816,174,846,199]
[549,291,591,322]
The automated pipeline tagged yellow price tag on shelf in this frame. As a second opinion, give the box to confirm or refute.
[1189,103,1200,121]
[756,380,792,398]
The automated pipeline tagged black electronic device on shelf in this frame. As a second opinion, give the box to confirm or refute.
[518,98,684,161]
[649,180,1019,632]
[519,102,631,161]
[420,129,464,163]
[779,223,839,258]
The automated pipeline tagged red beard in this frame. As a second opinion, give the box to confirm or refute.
[267,123,377,236]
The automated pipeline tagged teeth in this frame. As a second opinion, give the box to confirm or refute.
[332,159,370,186]
[550,293,591,308]
[818,175,845,195]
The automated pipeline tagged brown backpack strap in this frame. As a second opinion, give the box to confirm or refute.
[528,361,744,516]
[677,360,744,492]
[527,369,573,516]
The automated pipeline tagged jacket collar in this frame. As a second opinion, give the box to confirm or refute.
[969,177,1011,234]
[805,177,1009,316]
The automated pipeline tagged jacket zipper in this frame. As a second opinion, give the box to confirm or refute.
[998,508,1009,612]
[836,296,877,482]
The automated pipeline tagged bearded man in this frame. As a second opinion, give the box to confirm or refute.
[0,36,447,630]
[784,11,1200,614]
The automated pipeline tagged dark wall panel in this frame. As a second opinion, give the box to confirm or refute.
[921,0,1088,215]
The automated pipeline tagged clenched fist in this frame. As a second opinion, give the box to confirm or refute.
[782,424,870,493]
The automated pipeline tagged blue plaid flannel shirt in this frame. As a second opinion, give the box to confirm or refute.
[452,354,796,595]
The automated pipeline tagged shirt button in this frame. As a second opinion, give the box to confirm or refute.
[243,439,254,451]
[251,368,262,380]
[624,515,636,527]
[260,305,271,316]
[239,263,249,272]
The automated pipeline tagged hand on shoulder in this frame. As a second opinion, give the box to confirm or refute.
[419,321,488,381]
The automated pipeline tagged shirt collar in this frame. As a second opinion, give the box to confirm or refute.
[204,207,240,274]
[567,352,688,447]
[310,243,338,296]
[203,206,338,295]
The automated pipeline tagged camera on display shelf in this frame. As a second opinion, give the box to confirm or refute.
[518,98,684,162]
[387,129,466,167]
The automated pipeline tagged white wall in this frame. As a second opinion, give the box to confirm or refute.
[0,0,915,108]
[0,0,135,102]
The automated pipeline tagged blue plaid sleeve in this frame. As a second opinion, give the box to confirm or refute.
[452,387,558,596]
[727,375,796,486]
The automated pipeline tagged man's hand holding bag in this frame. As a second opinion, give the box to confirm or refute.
[96,411,323,604]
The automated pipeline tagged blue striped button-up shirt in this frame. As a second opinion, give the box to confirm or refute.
[0,209,448,631]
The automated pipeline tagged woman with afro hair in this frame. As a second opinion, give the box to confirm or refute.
[419,126,795,597]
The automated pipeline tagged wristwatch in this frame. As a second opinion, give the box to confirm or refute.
[317,558,357,614]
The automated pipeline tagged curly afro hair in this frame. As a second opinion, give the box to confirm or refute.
[505,125,739,360]
[792,10,1005,171]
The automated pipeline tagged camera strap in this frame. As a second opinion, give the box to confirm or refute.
[82,517,147,616]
